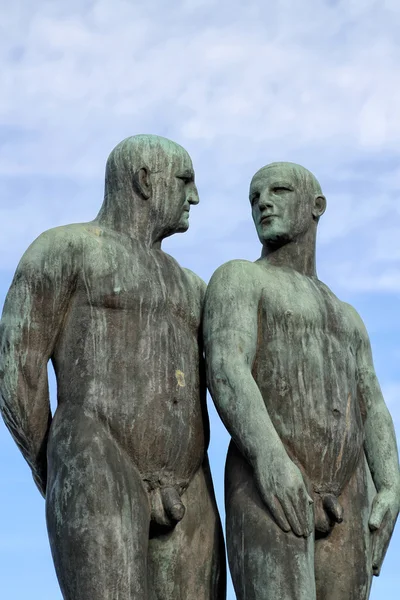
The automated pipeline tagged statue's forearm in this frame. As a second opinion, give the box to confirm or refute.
[207,357,286,467]
[364,403,400,493]
[0,230,75,489]
[0,350,51,479]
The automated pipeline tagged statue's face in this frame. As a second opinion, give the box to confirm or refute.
[250,165,315,247]
[152,150,199,237]
[172,153,199,233]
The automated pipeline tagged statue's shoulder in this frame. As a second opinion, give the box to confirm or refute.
[341,301,369,340]
[206,260,264,309]
[17,223,93,277]
[210,259,282,293]
[209,259,260,287]
[182,267,207,299]
[22,223,83,258]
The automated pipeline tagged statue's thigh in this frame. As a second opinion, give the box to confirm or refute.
[315,456,374,600]
[148,458,226,600]
[46,414,150,600]
[226,451,315,600]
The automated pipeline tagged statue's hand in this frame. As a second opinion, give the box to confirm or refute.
[254,452,313,537]
[369,487,400,576]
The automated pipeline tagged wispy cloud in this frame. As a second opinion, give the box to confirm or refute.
[1,0,400,284]
[1,5,400,597]
[1,1,400,171]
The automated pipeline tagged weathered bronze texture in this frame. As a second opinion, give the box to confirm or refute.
[204,162,400,600]
[0,135,226,599]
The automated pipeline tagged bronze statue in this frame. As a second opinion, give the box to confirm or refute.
[204,162,399,600]
[0,135,226,599]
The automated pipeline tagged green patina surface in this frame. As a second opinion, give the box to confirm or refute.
[0,134,226,599]
[204,162,400,600]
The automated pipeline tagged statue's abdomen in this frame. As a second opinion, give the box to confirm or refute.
[253,316,364,495]
[53,301,207,489]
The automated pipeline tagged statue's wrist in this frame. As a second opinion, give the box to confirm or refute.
[376,481,400,497]
[253,444,286,472]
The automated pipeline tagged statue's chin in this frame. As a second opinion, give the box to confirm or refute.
[259,230,291,248]
[176,219,189,233]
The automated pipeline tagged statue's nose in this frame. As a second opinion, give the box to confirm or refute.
[188,188,200,205]
[258,193,274,210]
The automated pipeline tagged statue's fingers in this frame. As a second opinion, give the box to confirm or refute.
[372,531,388,576]
[268,495,291,533]
[372,514,395,577]
[299,487,314,537]
[369,495,389,531]
[278,494,303,537]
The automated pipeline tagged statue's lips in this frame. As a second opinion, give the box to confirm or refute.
[259,214,277,224]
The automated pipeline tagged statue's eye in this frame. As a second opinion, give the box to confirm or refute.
[177,175,194,185]
[250,192,260,205]
[272,186,292,194]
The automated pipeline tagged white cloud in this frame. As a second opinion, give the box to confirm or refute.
[318,193,396,245]
[2,7,400,598]
[1,1,400,173]
[1,0,400,288]
[324,262,400,293]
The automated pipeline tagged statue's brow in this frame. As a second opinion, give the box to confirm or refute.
[252,178,293,188]
[270,181,294,188]
[179,168,194,178]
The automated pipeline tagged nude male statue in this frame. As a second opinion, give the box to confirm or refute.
[203,162,400,600]
[0,135,226,599]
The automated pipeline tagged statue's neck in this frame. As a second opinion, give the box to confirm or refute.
[95,197,163,250]
[261,228,318,278]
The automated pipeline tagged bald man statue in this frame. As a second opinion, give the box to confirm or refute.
[0,135,225,599]
[204,162,400,600]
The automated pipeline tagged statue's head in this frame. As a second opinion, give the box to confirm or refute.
[249,162,326,248]
[102,134,199,240]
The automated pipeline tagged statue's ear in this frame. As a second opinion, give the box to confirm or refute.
[133,167,151,200]
[312,194,326,220]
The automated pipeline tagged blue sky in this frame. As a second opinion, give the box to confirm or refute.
[1,1,400,598]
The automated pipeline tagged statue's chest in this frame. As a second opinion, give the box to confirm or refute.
[260,278,353,346]
[77,248,197,326]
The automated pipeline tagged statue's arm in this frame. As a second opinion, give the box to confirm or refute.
[183,267,207,304]
[0,228,77,497]
[204,261,279,466]
[204,261,313,537]
[352,306,400,575]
